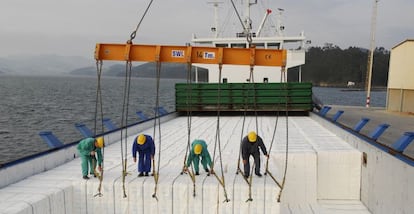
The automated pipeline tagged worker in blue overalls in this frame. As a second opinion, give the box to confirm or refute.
[132,134,155,177]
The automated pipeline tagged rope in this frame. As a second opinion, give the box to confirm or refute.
[128,0,155,42]
[235,67,258,202]
[211,64,230,202]
[264,68,283,179]
[179,62,198,197]
[93,60,105,197]
[249,66,259,134]
[119,61,133,198]
[152,61,162,200]
[276,67,289,202]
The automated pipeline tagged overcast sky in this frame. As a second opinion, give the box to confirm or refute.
[1,0,413,59]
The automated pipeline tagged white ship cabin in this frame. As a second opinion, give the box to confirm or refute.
[188,1,309,83]
[191,32,307,83]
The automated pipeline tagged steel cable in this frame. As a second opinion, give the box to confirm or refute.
[129,0,156,42]
[93,60,105,197]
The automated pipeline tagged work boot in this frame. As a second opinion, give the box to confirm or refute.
[244,173,249,179]
[83,175,89,180]
[205,168,209,173]
[255,172,262,177]
[90,173,96,178]
[145,172,149,176]
[138,172,144,177]
[195,171,200,176]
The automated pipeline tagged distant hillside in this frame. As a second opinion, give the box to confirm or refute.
[69,62,209,81]
[0,55,93,75]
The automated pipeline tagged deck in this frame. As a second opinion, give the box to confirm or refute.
[0,115,370,213]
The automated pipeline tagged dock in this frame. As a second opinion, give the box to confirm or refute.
[323,105,414,158]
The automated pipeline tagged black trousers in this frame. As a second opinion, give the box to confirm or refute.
[242,152,260,176]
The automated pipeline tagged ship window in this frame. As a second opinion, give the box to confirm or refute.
[268,43,280,49]
[231,43,246,48]
[254,43,265,48]
[222,78,228,83]
[215,43,228,48]
[263,78,268,83]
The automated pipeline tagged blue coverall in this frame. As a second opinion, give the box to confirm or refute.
[132,135,155,173]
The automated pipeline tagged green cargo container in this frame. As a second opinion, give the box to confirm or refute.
[175,82,313,112]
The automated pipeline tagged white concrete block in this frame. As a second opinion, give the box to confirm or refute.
[278,152,317,204]
[317,150,361,200]
[0,201,32,214]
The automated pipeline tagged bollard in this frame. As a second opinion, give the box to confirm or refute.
[103,118,117,131]
[75,123,93,137]
[136,111,149,120]
[353,118,370,132]
[39,131,64,148]
[368,124,390,141]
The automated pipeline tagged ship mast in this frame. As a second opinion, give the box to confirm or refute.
[242,0,257,35]
[365,0,379,108]
[208,1,223,38]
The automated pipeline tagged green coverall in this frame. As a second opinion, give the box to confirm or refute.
[186,139,212,173]
[77,137,102,176]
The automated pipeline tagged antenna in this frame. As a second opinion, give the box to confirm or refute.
[276,8,285,36]
[365,0,379,108]
[207,1,223,38]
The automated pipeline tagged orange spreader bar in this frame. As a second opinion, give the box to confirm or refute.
[95,43,287,67]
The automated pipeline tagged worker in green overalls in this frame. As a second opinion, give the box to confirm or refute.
[183,139,214,175]
[77,137,104,179]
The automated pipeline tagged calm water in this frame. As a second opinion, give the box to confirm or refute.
[0,75,184,164]
[0,75,386,164]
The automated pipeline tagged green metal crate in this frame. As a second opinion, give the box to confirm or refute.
[175,82,313,112]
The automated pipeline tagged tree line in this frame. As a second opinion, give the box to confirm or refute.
[288,44,390,88]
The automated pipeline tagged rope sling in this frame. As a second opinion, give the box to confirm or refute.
[234,66,260,202]
[118,0,156,199]
[179,62,230,202]
[151,61,162,201]
[93,60,105,197]
[263,67,290,202]
[119,61,133,198]
[180,62,197,197]
[210,64,230,202]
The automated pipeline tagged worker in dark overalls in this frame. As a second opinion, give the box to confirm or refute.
[241,131,269,178]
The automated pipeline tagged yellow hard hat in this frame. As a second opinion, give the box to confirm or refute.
[137,134,146,145]
[194,144,202,155]
[96,137,104,148]
[248,131,257,143]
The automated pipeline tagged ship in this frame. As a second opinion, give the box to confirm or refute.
[1,1,413,214]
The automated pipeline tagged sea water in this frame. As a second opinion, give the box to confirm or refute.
[0,75,183,164]
[0,75,386,164]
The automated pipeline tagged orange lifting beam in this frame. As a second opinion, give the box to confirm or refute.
[95,43,287,67]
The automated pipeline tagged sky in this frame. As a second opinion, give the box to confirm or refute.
[0,0,413,59]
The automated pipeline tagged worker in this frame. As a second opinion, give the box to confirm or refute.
[241,131,269,178]
[132,134,155,177]
[77,137,104,180]
[183,139,214,175]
